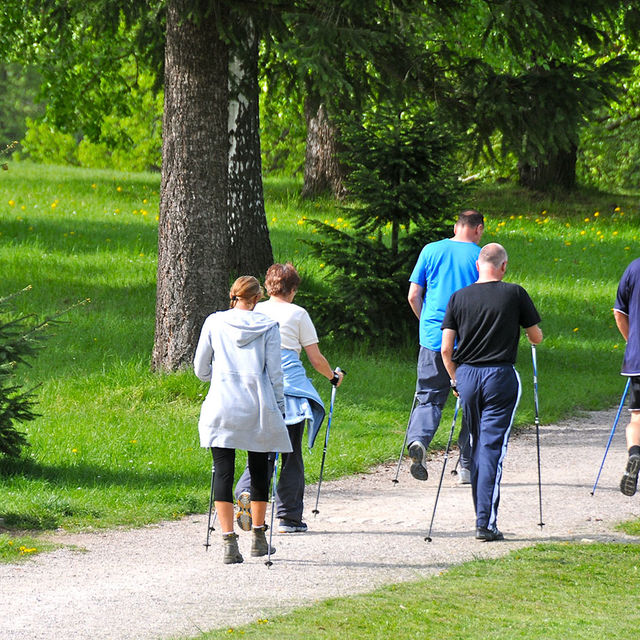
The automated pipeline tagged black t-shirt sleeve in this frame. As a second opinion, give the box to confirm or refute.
[441,296,458,331]
[518,286,541,328]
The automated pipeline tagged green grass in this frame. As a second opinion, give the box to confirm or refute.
[0,532,58,562]
[179,543,640,640]
[0,163,638,531]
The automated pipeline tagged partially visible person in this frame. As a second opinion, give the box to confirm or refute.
[194,276,292,564]
[441,243,542,541]
[406,210,484,484]
[613,257,640,496]
[235,263,344,534]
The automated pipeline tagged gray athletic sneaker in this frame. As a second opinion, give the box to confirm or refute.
[236,491,252,531]
[620,453,640,497]
[408,441,428,481]
[458,467,471,485]
[278,519,308,533]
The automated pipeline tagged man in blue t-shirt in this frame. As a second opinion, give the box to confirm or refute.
[406,210,484,482]
[614,257,640,496]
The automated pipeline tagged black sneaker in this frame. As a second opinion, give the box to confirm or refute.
[476,526,504,542]
[278,519,308,533]
[408,441,428,481]
[620,454,640,497]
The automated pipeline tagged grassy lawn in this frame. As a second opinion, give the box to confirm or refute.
[0,162,637,533]
[192,543,640,640]
[2,163,639,636]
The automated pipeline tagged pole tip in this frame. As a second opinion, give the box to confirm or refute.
[424,536,432,542]
[265,560,273,567]
[391,479,399,484]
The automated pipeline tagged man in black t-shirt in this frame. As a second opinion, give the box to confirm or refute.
[441,243,543,542]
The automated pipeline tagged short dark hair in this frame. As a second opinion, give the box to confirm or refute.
[264,263,301,297]
[457,209,484,228]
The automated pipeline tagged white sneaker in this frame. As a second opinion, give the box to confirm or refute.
[408,441,428,481]
[235,491,252,531]
[458,467,471,484]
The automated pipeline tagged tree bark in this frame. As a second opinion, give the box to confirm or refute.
[301,95,346,199]
[228,17,273,277]
[152,0,230,372]
[518,145,577,190]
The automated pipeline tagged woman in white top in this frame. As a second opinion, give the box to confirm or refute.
[194,276,291,564]
[235,263,344,533]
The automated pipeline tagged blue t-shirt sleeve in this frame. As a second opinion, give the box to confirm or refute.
[409,248,428,288]
[615,269,631,315]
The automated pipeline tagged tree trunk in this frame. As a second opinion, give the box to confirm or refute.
[518,145,577,190]
[152,0,230,372]
[228,18,273,277]
[301,95,346,199]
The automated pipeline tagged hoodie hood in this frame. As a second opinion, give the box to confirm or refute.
[218,309,278,347]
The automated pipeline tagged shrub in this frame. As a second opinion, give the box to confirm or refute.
[0,290,41,458]
[303,108,466,342]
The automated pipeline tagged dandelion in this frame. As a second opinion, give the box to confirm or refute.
[584,218,590,222]
[594,211,600,217]
[91,183,97,189]
[51,202,57,209]
[130,439,137,444]
[271,217,277,223]
[565,241,571,246]
[116,186,122,192]
[573,327,579,332]
[8,199,15,206]
[143,199,148,204]
[614,207,620,212]
[19,546,37,555]
[72,448,78,454]
[319,263,325,269]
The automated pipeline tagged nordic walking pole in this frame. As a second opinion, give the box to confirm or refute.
[312,368,344,516]
[265,452,280,567]
[425,398,460,542]
[204,448,217,551]
[591,377,631,495]
[531,344,544,528]
[392,392,418,484]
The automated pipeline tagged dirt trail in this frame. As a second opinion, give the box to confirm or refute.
[1,407,639,640]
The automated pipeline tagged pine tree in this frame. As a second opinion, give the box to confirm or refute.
[0,290,41,458]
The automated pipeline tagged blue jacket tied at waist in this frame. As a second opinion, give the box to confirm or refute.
[281,349,325,448]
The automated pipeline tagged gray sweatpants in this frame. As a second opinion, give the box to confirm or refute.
[235,421,306,523]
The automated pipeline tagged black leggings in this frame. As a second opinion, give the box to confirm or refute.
[212,447,270,503]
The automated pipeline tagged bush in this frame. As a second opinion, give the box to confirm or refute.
[0,290,41,458]
[303,108,465,342]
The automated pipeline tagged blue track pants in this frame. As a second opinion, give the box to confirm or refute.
[456,364,521,530]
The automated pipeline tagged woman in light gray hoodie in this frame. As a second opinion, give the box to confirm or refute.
[194,276,292,564]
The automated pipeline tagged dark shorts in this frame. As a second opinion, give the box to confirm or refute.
[629,377,640,411]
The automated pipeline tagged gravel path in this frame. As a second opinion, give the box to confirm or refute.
[2,408,640,640]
